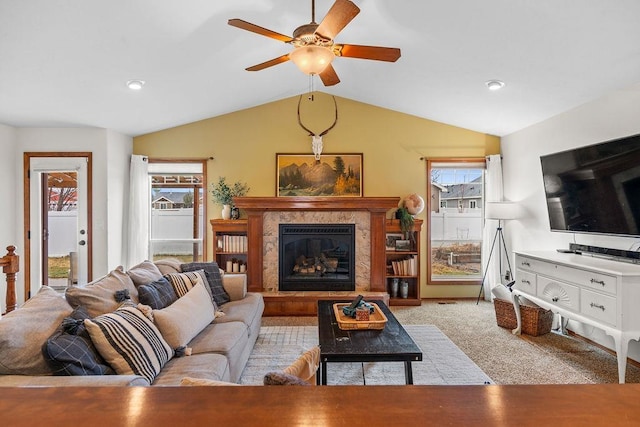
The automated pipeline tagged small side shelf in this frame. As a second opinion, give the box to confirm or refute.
[385,219,423,306]
[211,219,248,274]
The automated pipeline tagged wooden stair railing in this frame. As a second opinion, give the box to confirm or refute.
[1,245,19,314]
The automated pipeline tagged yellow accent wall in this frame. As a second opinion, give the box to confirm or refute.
[134,92,500,298]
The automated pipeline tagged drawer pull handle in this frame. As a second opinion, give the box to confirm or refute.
[552,297,559,302]
[522,279,530,285]
[521,261,531,267]
[590,278,606,287]
[590,302,606,311]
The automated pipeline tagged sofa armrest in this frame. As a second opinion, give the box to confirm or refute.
[0,375,149,387]
[222,274,247,301]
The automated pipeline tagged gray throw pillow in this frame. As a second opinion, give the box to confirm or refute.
[181,262,230,306]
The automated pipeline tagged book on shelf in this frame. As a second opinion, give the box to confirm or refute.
[217,234,247,253]
[389,255,417,276]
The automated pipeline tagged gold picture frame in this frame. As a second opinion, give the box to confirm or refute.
[276,153,363,197]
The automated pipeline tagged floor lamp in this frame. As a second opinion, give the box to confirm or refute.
[476,201,520,304]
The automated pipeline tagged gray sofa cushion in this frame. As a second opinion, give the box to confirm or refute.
[66,266,139,317]
[216,293,262,322]
[153,353,230,385]
[138,276,177,309]
[187,321,250,383]
[181,262,230,306]
[154,258,182,275]
[127,260,163,287]
[0,286,73,375]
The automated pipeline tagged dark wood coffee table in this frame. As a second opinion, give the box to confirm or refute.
[317,299,422,385]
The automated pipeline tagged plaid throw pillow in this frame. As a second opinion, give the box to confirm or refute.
[181,262,230,306]
[138,277,178,310]
[43,306,114,376]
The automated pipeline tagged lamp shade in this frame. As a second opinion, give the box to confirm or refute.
[289,45,334,75]
[485,201,520,220]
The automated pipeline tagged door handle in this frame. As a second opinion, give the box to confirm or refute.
[78,240,86,246]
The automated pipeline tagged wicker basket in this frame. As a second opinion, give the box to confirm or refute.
[494,298,553,336]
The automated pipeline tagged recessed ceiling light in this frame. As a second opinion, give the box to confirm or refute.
[486,80,505,91]
[126,80,145,90]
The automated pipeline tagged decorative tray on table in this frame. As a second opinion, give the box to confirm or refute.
[333,302,388,330]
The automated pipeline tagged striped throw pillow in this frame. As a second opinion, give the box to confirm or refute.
[84,306,173,384]
[164,271,207,298]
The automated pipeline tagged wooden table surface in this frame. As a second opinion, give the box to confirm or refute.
[317,300,422,362]
[2,384,640,426]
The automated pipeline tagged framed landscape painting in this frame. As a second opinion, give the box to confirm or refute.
[276,153,363,197]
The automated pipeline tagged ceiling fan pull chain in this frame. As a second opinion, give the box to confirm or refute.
[308,74,315,100]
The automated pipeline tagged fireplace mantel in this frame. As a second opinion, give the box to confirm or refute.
[233,197,400,293]
[234,197,399,212]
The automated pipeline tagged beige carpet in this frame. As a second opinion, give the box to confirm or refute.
[261,300,640,385]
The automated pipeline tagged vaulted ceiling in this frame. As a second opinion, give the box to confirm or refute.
[1,0,639,138]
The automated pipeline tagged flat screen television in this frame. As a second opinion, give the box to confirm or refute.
[540,133,640,237]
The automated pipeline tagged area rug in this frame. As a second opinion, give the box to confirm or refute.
[238,325,493,385]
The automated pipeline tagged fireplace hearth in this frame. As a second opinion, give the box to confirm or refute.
[279,224,355,291]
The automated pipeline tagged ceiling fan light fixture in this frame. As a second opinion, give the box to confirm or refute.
[486,80,505,91]
[289,45,334,75]
[126,79,145,90]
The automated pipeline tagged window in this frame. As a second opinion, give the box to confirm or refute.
[427,159,485,285]
[148,160,206,262]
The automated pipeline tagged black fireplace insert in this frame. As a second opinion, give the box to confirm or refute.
[278,223,355,291]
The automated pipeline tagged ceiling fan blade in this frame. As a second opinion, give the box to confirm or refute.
[336,44,401,62]
[315,0,360,40]
[245,54,291,71]
[228,19,293,43]
[319,64,340,86]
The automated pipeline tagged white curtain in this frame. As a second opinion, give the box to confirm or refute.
[481,154,504,301]
[126,155,149,269]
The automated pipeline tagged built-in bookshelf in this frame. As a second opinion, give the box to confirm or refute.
[210,219,248,274]
[385,219,422,306]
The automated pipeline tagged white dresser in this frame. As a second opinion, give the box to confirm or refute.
[512,250,640,383]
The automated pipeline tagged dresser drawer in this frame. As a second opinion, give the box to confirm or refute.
[549,264,617,295]
[514,269,536,294]
[581,288,617,326]
[515,255,544,273]
[537,276,580,311]
[576,270,617,295]
[518,255,617,296]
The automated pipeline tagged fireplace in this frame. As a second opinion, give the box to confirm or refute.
[279,224,355,291]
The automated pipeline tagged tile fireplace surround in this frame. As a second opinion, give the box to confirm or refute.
[233,197,400,294]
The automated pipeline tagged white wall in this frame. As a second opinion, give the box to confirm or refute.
[502,82,640,361]
[0,124,18,313]
[106,130,132,269]
[12,128,132,306]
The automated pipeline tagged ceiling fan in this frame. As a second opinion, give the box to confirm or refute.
[228,0,401,86]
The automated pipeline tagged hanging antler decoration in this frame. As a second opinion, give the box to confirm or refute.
[297,95,338,160]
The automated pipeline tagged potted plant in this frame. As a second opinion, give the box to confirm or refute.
[211,177,250,219]
[396,206,415,240]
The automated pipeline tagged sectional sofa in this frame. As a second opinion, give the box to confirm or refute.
[0,259,264,386]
